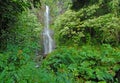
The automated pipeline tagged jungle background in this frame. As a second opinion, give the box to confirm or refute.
[0,0,120,83]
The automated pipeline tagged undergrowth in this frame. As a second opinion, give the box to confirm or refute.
[42,44,120,83]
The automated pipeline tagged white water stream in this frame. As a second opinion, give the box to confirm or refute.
[43,6,54,55]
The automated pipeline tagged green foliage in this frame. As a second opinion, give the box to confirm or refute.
[42,45,120,82]
[0,0,37,29]
[0,52,75,83]
[0,9,43,83]
[2,10,42,55]
[0,53,50,83]
[0,0,41,50]
[0,0,120,83]
[54,10,83,45]
[108,0,119,16]
[54,1,120,46]
[83,14,120,45]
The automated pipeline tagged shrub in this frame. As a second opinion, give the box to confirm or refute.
[0,10,43,83]
[54,3,120,46]
[42,45,120,82]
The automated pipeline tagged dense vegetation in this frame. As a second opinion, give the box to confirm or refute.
[54,0,120,46]
[0,0,120,83]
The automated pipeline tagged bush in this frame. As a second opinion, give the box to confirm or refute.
[42,44,120,82]
[54,3,120,46]
[0,52,76,83]
[0,10,42,57]
[0,10,44,83]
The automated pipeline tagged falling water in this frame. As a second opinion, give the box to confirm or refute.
[43,6,54,55]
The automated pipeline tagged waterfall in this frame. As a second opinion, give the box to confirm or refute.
[42,6,54,55]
